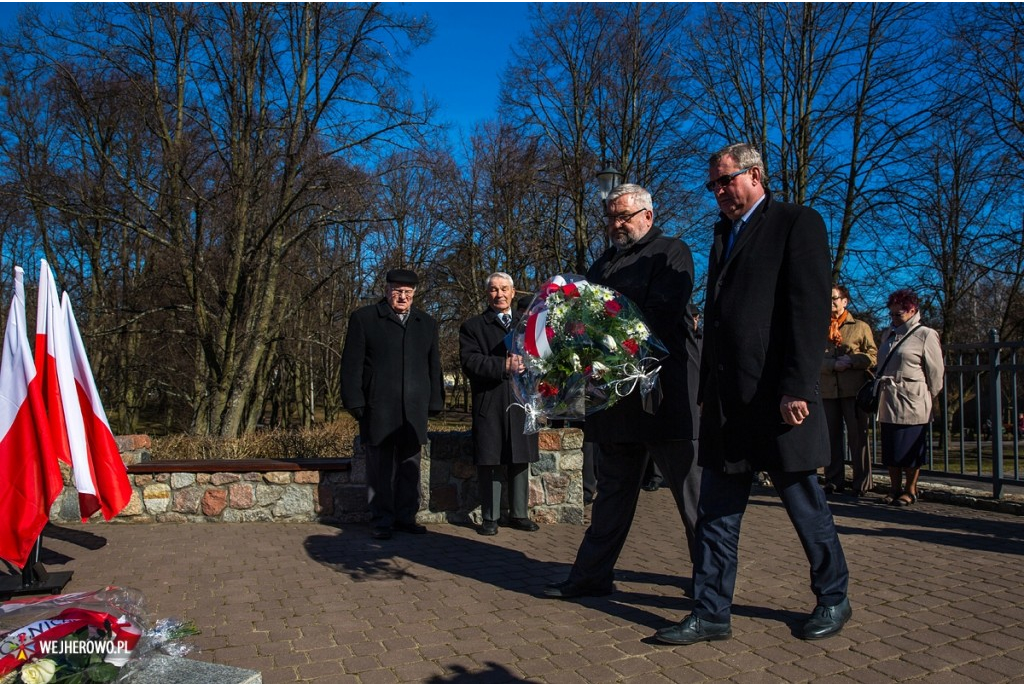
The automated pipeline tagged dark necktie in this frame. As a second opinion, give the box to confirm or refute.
[500,313,512,330]
[724,219,744,259]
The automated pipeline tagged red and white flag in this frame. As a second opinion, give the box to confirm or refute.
[61,292,131,520]
[35,260,72,465]
[0,267,62,567]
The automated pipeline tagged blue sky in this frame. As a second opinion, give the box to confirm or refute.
[403,2,531,136]
[0,2,532,138]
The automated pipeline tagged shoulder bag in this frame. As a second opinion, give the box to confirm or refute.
[855,324,922,414]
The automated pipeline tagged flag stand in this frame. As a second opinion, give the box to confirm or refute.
[0,537,72,600]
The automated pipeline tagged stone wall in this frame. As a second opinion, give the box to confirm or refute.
[48,429,585,525]
[416,428,584,525]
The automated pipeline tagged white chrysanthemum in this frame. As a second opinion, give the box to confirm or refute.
[526,356,549,373]
[626,322,650,340]
[547,302,568,328]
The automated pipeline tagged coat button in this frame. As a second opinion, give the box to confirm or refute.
[718,364,724,371]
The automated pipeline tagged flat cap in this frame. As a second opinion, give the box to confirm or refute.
[386,268,419,286]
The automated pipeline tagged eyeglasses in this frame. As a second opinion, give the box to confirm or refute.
[390,288,415,298]
[604,207,648,225]
[831,296,845,302]
[705,167,752,193]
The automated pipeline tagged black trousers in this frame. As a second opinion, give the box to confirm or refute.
[823,397,871,494]
[364,423,422,528]
[567,439,701,588]
[582,442,599,500]
[692,468,849,623]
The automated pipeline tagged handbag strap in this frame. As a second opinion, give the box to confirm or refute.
[876,324,922,378]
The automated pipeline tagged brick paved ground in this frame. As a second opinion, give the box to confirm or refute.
[23,485,1024,683]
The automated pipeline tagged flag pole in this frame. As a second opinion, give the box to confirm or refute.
[0,535,73,599]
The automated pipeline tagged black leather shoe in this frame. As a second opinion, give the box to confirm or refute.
[542,580,614,600]
[642,479,661,492]
[394,521,427,535]
[478,520,498,536]
[800,598,852,640]
[371,527,392,540]
[655,614,732,645]
[508,517,539,532]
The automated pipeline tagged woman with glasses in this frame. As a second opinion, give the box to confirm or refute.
[875,289,944,507]
[820,285,877,497]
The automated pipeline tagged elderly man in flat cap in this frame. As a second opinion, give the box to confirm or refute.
[341,268,445,540]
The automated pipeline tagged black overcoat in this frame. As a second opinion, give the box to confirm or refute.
[340,301,444,447]
[699,192,831,473]
[583,226,698,443]
[459,308,539,466]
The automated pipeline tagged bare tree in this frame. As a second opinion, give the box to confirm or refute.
[686,3,934,286]
[0,3,435,436]
[501,4,609,274]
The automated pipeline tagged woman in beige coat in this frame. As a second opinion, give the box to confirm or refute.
[821,285,877,496]
[875,289,944,506]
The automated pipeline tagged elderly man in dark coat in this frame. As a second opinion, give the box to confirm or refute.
[543,183,702,600]
[654,143,851,647]
[459,272,540,536]
[340,268,444,540]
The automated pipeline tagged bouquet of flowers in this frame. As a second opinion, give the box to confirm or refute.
[510,274,665,433]
[0,587,198,683]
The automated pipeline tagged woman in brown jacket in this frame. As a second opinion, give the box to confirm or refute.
[821,285,878,496]
[876,289,944,506]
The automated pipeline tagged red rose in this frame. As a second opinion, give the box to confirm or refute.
[622,338,639,355]
[604,299,622,316]
[562,283,580,298]
[538,382,559,397]
[569,322,586,337]
[545,326,555,341]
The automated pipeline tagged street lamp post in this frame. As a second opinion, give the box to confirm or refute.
[595,162,623,205]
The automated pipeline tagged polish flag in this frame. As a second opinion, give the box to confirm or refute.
[35,260,72,465]
[0,267,62,566]
[61,292,131,520]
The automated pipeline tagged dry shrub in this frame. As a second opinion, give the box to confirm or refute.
[150,418,359,461]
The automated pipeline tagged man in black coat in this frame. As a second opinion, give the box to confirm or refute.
[459,273,540,536]
[543,183,702,600]
[340,268,444,540]
[654,143,851,646]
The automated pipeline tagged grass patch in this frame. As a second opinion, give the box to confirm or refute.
[148,411,472,461]
[150,419,359,460]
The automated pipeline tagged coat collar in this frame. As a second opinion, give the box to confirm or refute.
[608,225,664,259]
[714,190,772,265]
[375,299,417,324]
[888,310,922,338]
[484,306,518,327]
[714,190,772,234]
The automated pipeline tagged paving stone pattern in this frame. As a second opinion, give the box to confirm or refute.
[31,487,1024,683]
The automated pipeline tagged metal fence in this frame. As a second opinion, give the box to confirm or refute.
[865,331,1024,498]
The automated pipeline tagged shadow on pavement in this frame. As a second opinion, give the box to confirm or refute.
[825,498,1024,555]
[302,523,564,588]
[751,492,1024,554]
[0,524,108,570]
[425,661,533,683]
[303,523,699,632]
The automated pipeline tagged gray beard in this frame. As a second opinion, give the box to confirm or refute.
[611,234,636,249]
